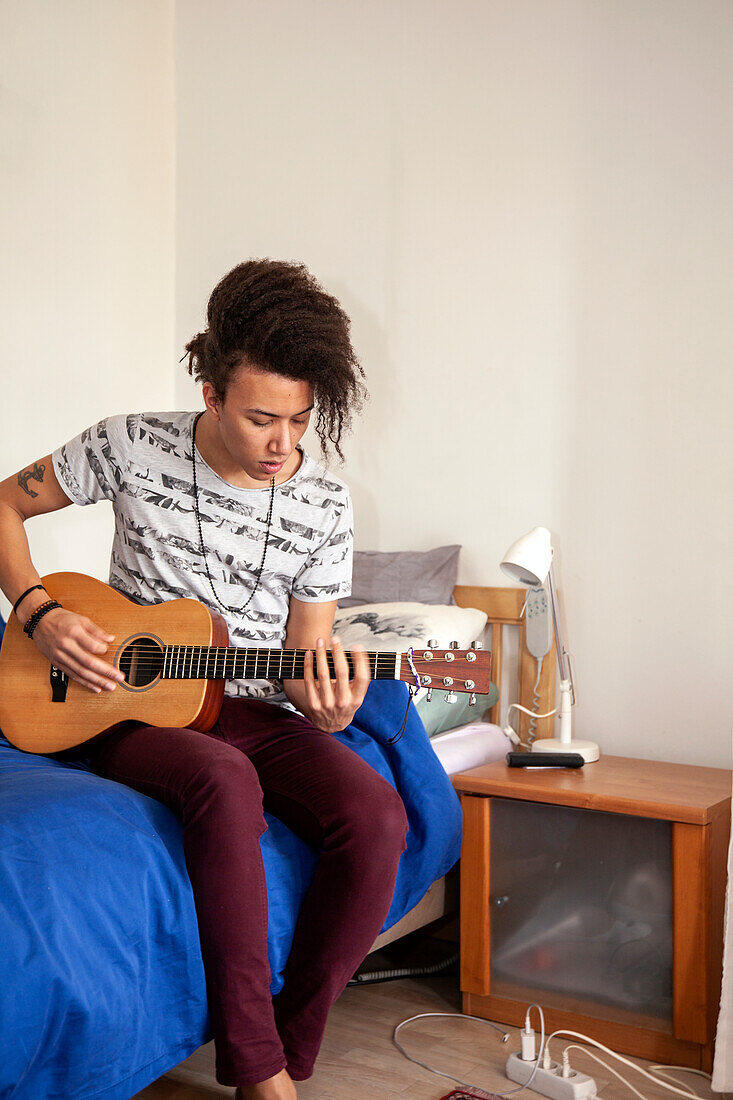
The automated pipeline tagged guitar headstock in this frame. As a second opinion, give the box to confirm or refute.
[398,642,492,700]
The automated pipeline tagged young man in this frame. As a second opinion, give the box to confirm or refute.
[0,260,408,1100]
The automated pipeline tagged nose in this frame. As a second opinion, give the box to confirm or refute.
[269,421,293,457]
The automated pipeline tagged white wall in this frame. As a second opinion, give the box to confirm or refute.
[2,2,730,767]
[175,0,732,766]
[0,0,176,605]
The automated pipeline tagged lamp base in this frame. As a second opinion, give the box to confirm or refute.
[531,737,600,763]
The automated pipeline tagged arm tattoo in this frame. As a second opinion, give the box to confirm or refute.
[17,462,46,498]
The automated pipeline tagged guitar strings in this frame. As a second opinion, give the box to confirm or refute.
[117,651,395,676]
[115,649,478,669]
[117,648,483,677]
[116,648,482,691]
[117,648,478,663]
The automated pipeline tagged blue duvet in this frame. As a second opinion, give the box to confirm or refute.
[0,680,462,1099]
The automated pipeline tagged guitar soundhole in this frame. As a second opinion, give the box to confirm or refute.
[119,636,164,688]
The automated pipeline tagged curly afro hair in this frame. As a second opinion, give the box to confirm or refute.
[182,259,367,461]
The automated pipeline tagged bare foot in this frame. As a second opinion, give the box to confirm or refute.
[235,1067,297,1100]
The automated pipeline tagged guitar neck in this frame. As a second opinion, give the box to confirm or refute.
[161,646,402,682]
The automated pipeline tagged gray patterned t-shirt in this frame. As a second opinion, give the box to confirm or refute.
[52,411,353,704]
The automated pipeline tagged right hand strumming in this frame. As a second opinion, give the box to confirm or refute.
[31,608,126,694]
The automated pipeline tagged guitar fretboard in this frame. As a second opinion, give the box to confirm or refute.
[161,646,400,682]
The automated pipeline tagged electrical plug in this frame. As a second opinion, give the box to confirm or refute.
[520,1015,536,1061]
[504,723,521,746]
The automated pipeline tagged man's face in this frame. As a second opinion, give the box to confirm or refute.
[204,364,314,484]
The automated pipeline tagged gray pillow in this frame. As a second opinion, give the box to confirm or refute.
[338,545,460,609]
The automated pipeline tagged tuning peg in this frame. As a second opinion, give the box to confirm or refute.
[468,693,477,706]
[471,640,483,650]
[427,638,439,649]
[444,691,458,703]
[426,688,433,702]
[449,640,459,649]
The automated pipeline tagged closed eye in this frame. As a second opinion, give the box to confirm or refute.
[250,417,309,427]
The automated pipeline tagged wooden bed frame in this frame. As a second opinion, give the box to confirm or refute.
[369,584,557,952]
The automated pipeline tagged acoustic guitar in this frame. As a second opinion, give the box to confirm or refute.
[0,572,492,754]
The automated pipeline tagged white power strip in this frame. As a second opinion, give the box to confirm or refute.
[506,1052,597,1100]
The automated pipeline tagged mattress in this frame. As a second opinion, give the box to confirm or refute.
[430,720,511,776]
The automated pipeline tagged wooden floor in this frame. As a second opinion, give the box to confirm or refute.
[132,967,708,1100]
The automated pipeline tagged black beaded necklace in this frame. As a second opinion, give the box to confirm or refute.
[191,410,276,616]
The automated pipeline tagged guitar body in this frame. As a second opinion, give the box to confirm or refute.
[0,573,227,754]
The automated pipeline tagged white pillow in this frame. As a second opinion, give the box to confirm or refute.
[332,601,487,653]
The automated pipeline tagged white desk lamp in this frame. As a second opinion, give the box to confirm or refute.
[500,526,600,763]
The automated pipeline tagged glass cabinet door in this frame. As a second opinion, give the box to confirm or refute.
[490,798,674,1026]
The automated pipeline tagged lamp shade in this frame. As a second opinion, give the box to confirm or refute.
[500,526,553,587]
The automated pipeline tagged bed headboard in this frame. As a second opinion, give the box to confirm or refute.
[453,585,556,743]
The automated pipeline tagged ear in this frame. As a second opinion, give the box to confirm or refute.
[202,381,222,421]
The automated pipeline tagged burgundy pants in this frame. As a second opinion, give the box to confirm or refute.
[86,698,408,1086]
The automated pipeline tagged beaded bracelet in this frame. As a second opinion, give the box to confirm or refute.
[23,600,63,639]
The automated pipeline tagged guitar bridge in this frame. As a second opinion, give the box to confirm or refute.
[50,665,69,703]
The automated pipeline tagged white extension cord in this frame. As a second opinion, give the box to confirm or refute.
[392,1005,546,1097]
[392,1005,725,1100]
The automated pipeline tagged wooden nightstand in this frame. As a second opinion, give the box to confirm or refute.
[453,755,731,1071]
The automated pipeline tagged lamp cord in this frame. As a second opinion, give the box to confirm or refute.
[526,658,543,745]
